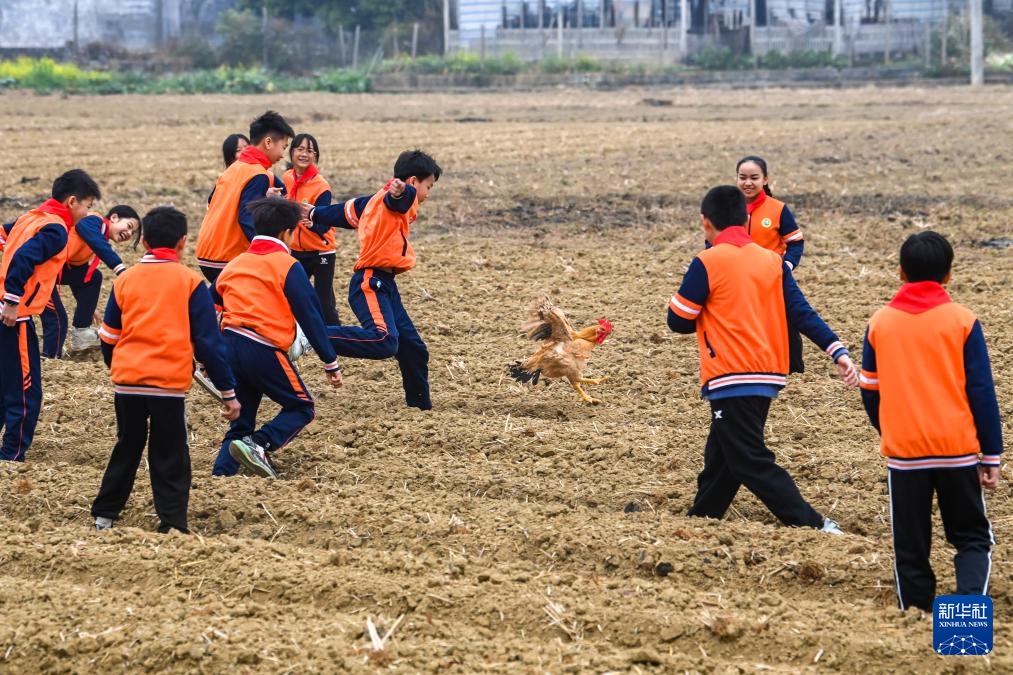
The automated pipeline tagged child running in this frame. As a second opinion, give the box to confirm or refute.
[211,198,343,479]
[667,185,858,532]
[860,231,1002,611]
[93,206,239,533]
[40,205,139,357]
[0,169,101,462]
[736,156,806,373]
[302,149,441,411]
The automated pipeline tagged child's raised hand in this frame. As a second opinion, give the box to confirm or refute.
[979,465,1000,490]
[299,201,313,220]
[835,354,859,387]
[221,398,241,422]
[387,178,406,198]
[325,369,343,388]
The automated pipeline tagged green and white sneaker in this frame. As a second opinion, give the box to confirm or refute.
[820,517,845,535]
[229,437,278,478]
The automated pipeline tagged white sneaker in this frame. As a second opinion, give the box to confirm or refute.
[229,436,278,478]
[820,517,845,535]
[68,327,100,353]
[287,323,313,362]
[94,516,113,531]
[193,360,223,401]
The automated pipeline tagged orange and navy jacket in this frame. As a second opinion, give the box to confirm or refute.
[212,236,340,372]
[746,191,804,269]
[66,211,126,281]
[309,182,418,274]
[283,167,335,254]
[196,145,285,270]
[0,199,72,319]
[860,282,1002,470]
[98,249,236,399]
[667,226,847,399]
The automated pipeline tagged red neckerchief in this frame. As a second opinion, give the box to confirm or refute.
[713,226,752,247]
[238,145,272,169]
[290,165,318,203]
[888,281,952,314]
[147,248,180,262]
[83,217,111,283]
[248,236,288,255]
[37,199,73,228]
[746,190,768,215]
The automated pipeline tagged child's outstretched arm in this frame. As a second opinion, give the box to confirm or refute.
[779,206,804,270]
[76,213,126,275]
[284,264,342,387]
[858,327,880,432]
[237,174,279,242]
[98,289,122,368]
[964,320,1003,486]
[781,265,857,386]
[1,223,68,326]
[305,196,370,232]
[667,257,709,334]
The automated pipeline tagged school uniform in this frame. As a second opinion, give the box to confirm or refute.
[668,225,848,527]
[210,235,340,476]
[309,182,431,410]
[94,249,235,533]
[0,200,71,461]
[196,145,285,282]
[860,281,1002,611]
[283,167,339,324]
[747,191,806,373]
[39,211,127,358]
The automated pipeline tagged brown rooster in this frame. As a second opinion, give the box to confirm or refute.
[508,297,614,404]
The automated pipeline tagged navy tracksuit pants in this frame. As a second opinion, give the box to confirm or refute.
[0,321,43,462]
[212,330,315,476]
[40,263,103,358]
[888,466,995,612]
[327,268,431,410]
[293,251,340,326]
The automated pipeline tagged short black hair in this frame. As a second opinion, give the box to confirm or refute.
[141,206,188,249]
[106,204,139,222]
[249,111,294,146]
[900,231,954,283]
[52,169,101,203]
[290,133,320,162]
[701,185,747,230]
[248,197,301,238]
[394,149,441,183]
[223,133,249,168]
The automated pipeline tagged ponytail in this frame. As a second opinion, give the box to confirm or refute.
[736,155,773,197]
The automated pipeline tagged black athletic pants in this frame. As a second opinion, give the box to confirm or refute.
[92,395,191,534]
[687,396,823,528]
[888,466,994,612]
[788,322,804,374]
[293,251,340,325]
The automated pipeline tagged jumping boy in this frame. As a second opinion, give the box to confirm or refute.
[40,205,139,357]
[302,149,441,411]
[860,231,1002,611]
[0,169,101,462]
[211,198,343,479]
[667,185,858,533]
[196,110,293,283]
[93,206,239,533]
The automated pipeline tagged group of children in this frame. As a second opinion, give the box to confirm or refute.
[0,117,1003,612]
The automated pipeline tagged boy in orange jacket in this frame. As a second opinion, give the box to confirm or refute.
[667,185,858,532]
[860,231,1002,611]
[93,206,239,533]
[1,169,101,461]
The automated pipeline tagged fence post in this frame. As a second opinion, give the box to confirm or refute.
[393,27,400,59]
[557,1,563,59]
[923,20,931,67]
[970,0,984,85]
[680,0,689,63]
[884,0,892,65]
[941,9,948,67]
[412,23,419,60]
[481,25,487,59]
[339,26,347,66]
[262,6,270,70]
[353,25,361,69]
[73,0,80,54]
[443,0,451,56]
[832,0,842,56]
[749,0,756,57]
[577,0,583,50]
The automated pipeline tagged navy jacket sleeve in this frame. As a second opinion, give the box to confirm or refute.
[99,288,123,368]
[859,327,880,433]
[75,214,124,271]
[667,257,709,334]
[779,206,804,269]
[3,223,68,302]
[189,283,236,399]
[305,191,336,236]
[237,174,273,243]
[315,191,332,207]
[384,183,416,214]
[284,264,340,371]
[964,320,1003,460]
[782,265,848,362]
[310,196,370,231]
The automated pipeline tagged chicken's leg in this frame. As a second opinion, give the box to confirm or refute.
[578,375,609,385]
[569,378,601,405]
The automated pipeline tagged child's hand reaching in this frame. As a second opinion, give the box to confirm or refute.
[387,178,406,198]
[980,465,1000,490]
[325,369,343,388]
[266,186,284,198]
[836,354,859,387]
[221,398,241,422]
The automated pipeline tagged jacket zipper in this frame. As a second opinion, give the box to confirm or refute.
[703,331,716,358]
[24,282,41,307]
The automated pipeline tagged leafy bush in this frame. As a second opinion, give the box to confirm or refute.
[694,47,751,71]
[573,54,602,72]
[315,69,371,92]
[0,57,111,93]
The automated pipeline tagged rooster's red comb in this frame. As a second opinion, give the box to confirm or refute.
[598,318,614,333]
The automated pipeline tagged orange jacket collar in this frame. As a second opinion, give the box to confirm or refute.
[746,190,768,215]
[237,145,272,169]
[713,226,752,247]
[889,281,952,314]
[37,199,73,228]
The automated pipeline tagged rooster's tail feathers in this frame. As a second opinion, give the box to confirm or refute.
[508,361,541,385]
